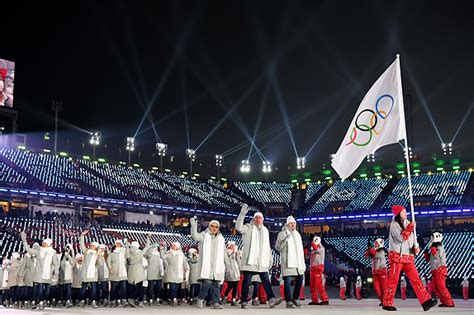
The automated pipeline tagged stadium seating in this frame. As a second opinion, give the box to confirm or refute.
[234,182,292,206]
[306,178,389,213]
[304,182,325,202]
[383,171,471,208]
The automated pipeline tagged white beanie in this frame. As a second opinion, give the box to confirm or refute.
[131,241,140,248]
[286,216,296,225]
[76,253,84,259]
[313,236,321,245]
[114,239,123,245]
[172,242,181,249]
[209,220,220,227]
[99,244,107,249]
[43,238,53,246]
[431,232,443,243]
[253,212,264,219]
[188,248,197,254]
[374,238,384,250]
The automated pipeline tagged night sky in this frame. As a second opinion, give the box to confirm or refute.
[3,0,474,180]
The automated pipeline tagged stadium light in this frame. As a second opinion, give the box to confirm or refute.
[262,161,272,173]
[89,131,101,161]
[366,153,375,163]
[297,157,306,169]
[156,143,167,173]
[240,160,250,173]
[125,137,135,165]
[442,142,452,155]
[186,149,196,175]
[404,146,413,159]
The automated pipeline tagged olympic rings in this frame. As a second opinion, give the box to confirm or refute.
[345,94,394,147]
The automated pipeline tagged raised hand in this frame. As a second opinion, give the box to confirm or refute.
[190,217,196,226]
[240,204,249,214]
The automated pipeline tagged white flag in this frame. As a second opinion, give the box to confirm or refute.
[332,56,407,179]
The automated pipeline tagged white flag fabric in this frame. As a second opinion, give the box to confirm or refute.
[332,57,407,179]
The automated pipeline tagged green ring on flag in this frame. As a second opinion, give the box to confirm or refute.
[348,124,372,146]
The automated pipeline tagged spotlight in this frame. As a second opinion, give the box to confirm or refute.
[186,149,196,161]
[215,154,223,167]
[262,161,272,173]
[240,160,250,173]
[156,143,168,156]
[125,137,135,151]
[442,142,452,155]
[89,131,101,146]
[297,157,306,169]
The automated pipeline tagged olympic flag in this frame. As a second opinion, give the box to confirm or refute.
[331,55,407,180]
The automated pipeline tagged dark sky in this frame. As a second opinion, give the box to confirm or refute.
[3,0,474,180]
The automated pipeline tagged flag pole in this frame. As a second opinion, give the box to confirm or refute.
[396,54,416,223]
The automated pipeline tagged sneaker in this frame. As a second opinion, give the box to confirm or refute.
[79,300,85,308]
[172,298,178,307]
[38,301,45,310]
[103,299,110,307]
[422,298,437,311]
[66,300,73,308]
[252,298,259,306]
[269,297,282,308]
[156,298,161,306]
[212,303,223,309]
[286,301,296,308]
[29,301,37,310]
[292,299,302,308]
[92,301,98,308]
[138,301,144,307]
[196,299,205,309]
[439,304,454,308]
[308,301,319,305]
[231,299,237,306]
[241,302,248,309]
[128,299,137,308]
[318,301,329,305]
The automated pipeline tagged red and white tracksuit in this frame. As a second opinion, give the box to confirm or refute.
[355,277,362,300]
[400,278,407,300]
[461,279,469,300]
[339,278,346,300]
[424,245,454,307]
[308,242,329,303]
[383,220,431,307]
[364,247,388,302]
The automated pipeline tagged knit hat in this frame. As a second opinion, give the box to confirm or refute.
[374,238,384,250]
[172,242,181,249]
[76,253,84,259]
[99,244,107,249]
[188,248,197,254]
[209,220,220,227]
[431,232,443,243]
[91,242,100,248]
[286,216,296,225]
[114,239,123,245]
[392,205,405,217]
[253,212,264,219]
[43,238,53,246]
[313,236,321,245]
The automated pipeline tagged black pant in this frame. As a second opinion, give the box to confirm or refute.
[147,280,162,300]
[61,284,72,301]
[128,282,144,301]
[99,281,109,300]
[168,283,179,300]
[110,281,127,301]
[241,271,275,303]
[189,283,200,299]
[81,282,98,301]
[35,283,51,302]
[283,275,304,302]
[197,280,220,305]
[224,281,239,300]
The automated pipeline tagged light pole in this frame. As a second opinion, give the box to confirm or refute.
[51,100,62,154]
[215,154,223,181]
[156,142,168,173]
[186,149,196,176]
[89,131,101,161]
[125,137,135,165]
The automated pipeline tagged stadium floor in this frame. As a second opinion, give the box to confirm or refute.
[1,299,472,315]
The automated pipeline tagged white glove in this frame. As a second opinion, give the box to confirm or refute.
[240,204,249,214]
